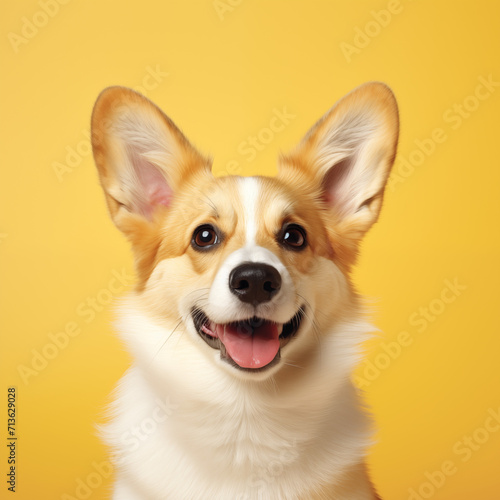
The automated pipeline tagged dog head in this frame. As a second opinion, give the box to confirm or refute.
[91,83,398,381]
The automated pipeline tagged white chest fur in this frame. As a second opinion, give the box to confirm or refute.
[101,303,374,500]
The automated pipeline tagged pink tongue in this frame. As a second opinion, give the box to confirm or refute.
[216,322,280,369]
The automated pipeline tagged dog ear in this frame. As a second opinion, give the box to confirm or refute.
[91,86,210,233]
[280,82,399,240]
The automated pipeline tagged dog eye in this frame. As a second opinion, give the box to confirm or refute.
[192,225,220,250]
[281,224,307,250]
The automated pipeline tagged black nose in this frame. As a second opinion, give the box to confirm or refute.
[229,262,282,305]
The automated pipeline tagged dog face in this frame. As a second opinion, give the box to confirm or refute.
[91,83,398,380]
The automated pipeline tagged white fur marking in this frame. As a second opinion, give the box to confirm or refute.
[238,177,260,245]
[206,245,296,325]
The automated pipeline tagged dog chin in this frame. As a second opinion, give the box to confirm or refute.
[191,306,304,377]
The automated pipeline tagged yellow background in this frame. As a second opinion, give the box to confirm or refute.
[1,1,499,499]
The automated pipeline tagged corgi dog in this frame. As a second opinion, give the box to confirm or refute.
[91,81,398,500]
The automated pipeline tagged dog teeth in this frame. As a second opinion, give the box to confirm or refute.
[201,322,217,338]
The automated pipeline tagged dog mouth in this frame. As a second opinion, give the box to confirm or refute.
[192,307,305,372]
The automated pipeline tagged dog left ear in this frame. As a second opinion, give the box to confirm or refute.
[91,86,211,234]
[281,82,399,239]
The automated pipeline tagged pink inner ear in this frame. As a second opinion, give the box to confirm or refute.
[147,182,172,208]
[141,165,172,217]
[321,157,353,210]
[131,150,173,219]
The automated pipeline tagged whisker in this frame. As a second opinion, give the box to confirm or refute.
[267,375,278,394]
[196,195,218,216]
[296,295,324,364]
[153,318,183,359]
[283,361,303,369]
[184,288,211,300]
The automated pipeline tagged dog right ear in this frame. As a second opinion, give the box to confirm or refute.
[91,86,210,234]
[280,82,399,241]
